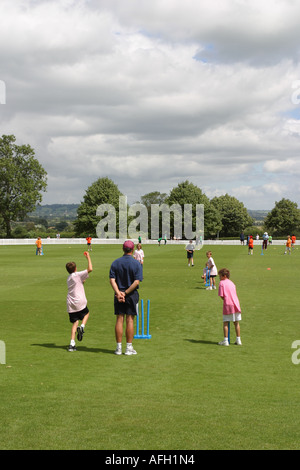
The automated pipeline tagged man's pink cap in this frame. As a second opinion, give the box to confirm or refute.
[123,240,134,251]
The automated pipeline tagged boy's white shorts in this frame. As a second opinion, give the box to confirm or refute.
[223,313,242,322]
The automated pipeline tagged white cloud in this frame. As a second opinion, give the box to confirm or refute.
[1,0,300,210]
[264,158,300,175]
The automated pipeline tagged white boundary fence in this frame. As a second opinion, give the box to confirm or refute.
[0,238,288,246]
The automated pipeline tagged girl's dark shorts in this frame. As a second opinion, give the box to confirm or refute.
[69,306,89,323]
[114,290,139,316]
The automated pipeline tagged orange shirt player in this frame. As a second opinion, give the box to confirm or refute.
[86,236,92,252]
[248,236,254,255]
[284,236,292,255]
[35,237,42,255]
[291,234,296,249]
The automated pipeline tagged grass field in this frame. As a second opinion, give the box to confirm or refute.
[0,242,299,450]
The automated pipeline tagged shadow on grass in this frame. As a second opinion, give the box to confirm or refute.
[194,282,211,290]
[185,339,217,346]
[31,343,113,354]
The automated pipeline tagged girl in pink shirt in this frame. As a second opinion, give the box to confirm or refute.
[134,243,144,265]
[218,268,242,346]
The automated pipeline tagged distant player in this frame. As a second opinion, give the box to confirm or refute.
[262,232,269,250]
[201,260,210,284]
[205,251,218,290]
[284,236,292,255]
[248,235,254,255]
[185,240,195,267]
[291,234,296,250]
[86,235,92,251]
[35,237,43,255]
[134,243,144,266]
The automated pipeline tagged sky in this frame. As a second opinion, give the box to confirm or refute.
[1,0,300,210]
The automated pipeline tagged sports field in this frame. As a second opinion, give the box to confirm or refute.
[0,242,299,450]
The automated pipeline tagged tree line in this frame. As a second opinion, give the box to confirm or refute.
[74,177,254,239]
[1,134,300,239]
[73,177,300,239]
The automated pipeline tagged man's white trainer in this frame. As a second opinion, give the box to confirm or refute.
[218,339,229,346]
[125,345,137,355]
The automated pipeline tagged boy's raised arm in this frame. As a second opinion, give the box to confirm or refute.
[84,251,93,273]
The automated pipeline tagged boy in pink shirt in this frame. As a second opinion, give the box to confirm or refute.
[218,268,242,346]
[66,252,93,351]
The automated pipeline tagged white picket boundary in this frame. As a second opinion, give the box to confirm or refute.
[0,238,288,246]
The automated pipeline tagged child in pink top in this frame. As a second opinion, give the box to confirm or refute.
[218,268,242,346]
[134,243,144,265]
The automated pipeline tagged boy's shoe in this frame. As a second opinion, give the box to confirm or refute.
[124,345,137,355]
[114,346,122,355]
[234,338,242,345]
[212,285,216,290]
[218,339,229,346]
[68,345,77,352]
[206,286,212,290]
[77,326,84,342]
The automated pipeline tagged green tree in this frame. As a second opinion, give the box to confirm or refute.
[264,198,300,235]
[0,134,47,237]
[140,191,167,208]
[55,220,69,232]
[12,225,28,238]
[74,177,123,236]
[140,191,167,238]
[211,194,253,237]
[167,180,222,239]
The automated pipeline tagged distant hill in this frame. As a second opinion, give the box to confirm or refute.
[28,204,79,220]
[28,204,269,224]
[247,209,270,223]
